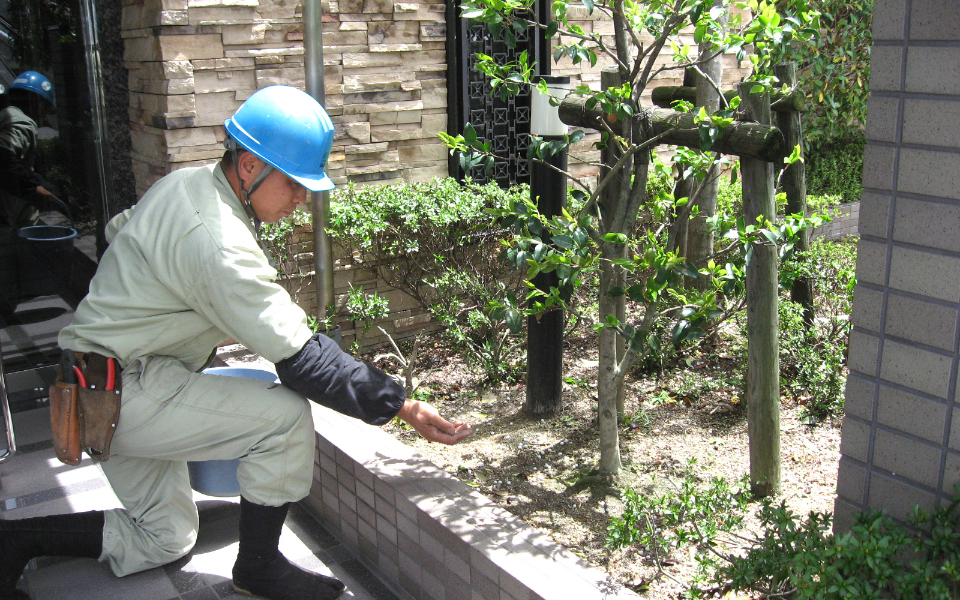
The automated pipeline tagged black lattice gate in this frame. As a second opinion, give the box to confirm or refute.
[447,1,550,188]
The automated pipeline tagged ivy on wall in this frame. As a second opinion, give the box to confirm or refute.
[778,0,873,147]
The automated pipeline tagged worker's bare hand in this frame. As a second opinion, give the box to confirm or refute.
[397,399,472,445]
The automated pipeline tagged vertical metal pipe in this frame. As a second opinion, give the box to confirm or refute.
[0,344,15,462]
[304,0,336,336]
[78,0,113,222]
[524,147,566,414]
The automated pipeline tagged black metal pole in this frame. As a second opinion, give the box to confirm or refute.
[524,137,567,414]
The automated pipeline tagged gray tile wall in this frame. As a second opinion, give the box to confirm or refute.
[810,202,860,241]
[301,405,639,600]
[836,0,960,531]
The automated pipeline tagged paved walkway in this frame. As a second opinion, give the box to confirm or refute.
[0,333,395,600]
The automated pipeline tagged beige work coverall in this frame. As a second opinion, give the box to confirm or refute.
[59,164,315,577]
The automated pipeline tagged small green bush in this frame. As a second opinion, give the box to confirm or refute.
[328,178,525,254]
[607,461,750,565]
[694,493,960,600]
[329,178,530,379]
[806,134,865,205]
[778,237,856,420]
[779,300,848,421]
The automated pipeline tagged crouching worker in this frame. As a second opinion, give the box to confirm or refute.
[0,85,471,600]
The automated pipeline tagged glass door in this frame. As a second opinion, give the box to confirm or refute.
[0,0,106,422]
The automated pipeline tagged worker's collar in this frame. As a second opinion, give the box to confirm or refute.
[213,163,277,268]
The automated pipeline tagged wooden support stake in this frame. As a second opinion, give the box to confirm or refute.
[740,83,781,498]
[774,62,814,328]
[651,85,807,113]
[558,97,784,163]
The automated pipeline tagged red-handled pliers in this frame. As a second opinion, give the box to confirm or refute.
[105,357,116,391]
[72,366,88,388]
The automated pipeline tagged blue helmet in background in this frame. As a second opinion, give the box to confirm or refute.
[223,85,335,192]
[11,71,55,105]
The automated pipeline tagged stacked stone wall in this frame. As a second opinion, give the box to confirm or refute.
[120,0,448,197]
[117,2,755,350]
[120,1,755,196]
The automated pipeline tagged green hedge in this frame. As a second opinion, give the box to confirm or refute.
[805,134,865,204]
[328,178,526,253]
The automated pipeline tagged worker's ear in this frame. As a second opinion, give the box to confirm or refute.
[236,151,266,185]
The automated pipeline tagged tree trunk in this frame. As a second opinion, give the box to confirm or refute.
[668,69,697,260]
[740,83,781,498]
[597,255,623,475]
[601,67,627,415]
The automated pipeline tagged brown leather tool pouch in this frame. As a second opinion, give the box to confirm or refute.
[49,380,82,466]
[76,352,122,462]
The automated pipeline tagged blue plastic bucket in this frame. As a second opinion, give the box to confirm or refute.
[15,225,78,297]
[187,366,278,497]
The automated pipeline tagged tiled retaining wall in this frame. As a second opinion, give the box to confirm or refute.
[810,201,860,241]
[275,226,441,351]
[834,1,960,531]
[302,403,639,600]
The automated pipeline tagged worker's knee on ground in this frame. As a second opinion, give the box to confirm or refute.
[140,501,198,561]
[148,523,197,565]
[103,506,199,576]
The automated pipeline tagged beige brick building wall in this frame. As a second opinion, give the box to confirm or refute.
[835,0,960,530]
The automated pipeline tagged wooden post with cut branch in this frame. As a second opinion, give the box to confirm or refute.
[651,85,807,113]
[740,83,781,498]
[775,62,814,328]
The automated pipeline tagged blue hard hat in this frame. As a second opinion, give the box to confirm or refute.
[11,71,55,105]
[224,86,335,192]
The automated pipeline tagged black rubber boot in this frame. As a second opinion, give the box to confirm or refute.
[232,497,345,600]
[0,511,105,600]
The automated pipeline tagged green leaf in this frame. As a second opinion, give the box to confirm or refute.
[647,333,661,354]
[626,284,645,302]
[463,122,477,145]
[505,307,523,333]
[671,320,691,346]
[601,232,628,244]
[553,234,575,250]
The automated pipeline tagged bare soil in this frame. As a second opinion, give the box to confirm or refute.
[376,325,842,599]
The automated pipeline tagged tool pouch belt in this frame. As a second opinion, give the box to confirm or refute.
[49,352,122,465]
[49,380,81,465]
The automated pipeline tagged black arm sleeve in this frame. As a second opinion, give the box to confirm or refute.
[0,146,44,198]
[276,332,405,425]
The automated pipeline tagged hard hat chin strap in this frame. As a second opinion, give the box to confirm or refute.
[224,137,274,233]
[225,136,277,267]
